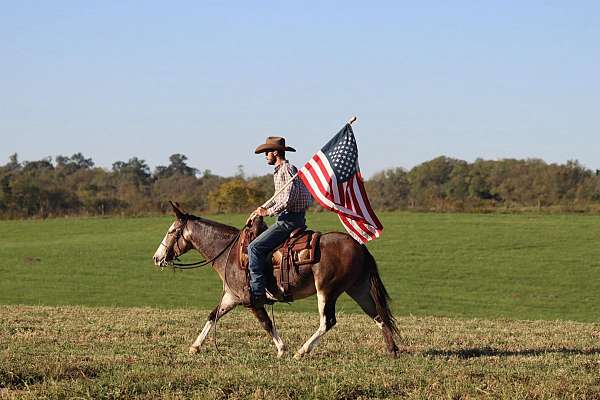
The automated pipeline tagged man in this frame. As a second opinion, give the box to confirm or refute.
[248,136,312,307]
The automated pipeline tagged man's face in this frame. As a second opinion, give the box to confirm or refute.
[265,151,277,165]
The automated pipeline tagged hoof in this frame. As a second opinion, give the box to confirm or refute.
[277,344,287,358]
[389,346,400,358]
[189,346,199,355]
[293,351,305,360]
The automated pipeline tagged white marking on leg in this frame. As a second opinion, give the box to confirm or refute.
[192,320,214,348]
[304,324,326,354]
[271,325,287,357]
[189,292,238,353]
[295,292,327,358]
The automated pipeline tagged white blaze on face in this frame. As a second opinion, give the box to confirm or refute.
[153,221,177,265]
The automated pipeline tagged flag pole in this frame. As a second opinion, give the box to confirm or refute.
[258,172,299,208]
[247,116,357,223]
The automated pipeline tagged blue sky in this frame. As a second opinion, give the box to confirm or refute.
[1,1,598,177]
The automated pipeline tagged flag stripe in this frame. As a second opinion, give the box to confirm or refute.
[305,159,333,201]
[314,155,339,203]
[339,214,370,243]
[347,184,376,236]
[345,180,378,237]
[317,151,342,204]
[351,175,382,231]
[339,215,365,242]
[312,155,332,186]
[337,181,346,205]
[354,174,383,229]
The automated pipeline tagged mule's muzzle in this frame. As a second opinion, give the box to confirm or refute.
[153,256,172,267]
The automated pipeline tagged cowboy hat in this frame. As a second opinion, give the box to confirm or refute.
[254,136,296,154]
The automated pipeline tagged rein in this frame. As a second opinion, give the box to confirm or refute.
[171,231,241,270]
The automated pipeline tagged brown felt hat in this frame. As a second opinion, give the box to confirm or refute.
[254,136,296,154]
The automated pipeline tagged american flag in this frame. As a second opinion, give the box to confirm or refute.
[298,124,383,243]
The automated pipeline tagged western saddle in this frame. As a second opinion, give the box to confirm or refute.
[239,225,321,302]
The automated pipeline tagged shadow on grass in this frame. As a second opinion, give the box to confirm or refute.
[425,346,600,359]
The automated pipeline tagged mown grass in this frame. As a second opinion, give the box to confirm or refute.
[1,212,600,321]
[1,305,600,399]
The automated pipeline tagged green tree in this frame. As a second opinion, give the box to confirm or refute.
[208,179,265,213]
[366,168,410,210]
[154,154,197,179]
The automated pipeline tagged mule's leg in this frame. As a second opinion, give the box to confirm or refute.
[346,281,399,357]
[189,292,238,354]
[293,292,338,359]
[249,306,287,357]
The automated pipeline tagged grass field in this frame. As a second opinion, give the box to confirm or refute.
[2,305,600,399]
[2,212,600,398]
[1,212,600,321]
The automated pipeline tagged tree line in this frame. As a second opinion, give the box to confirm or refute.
[366,157,600,212]
[1,153,599,219]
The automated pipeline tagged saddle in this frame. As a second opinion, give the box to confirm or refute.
[239,224,321,302]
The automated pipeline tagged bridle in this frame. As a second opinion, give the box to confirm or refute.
[159,216,241,270]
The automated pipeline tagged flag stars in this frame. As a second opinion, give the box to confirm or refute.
[324,131,359,182]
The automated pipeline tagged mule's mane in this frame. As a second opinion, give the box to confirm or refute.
[186,214,240,236]
[180,214,242,263]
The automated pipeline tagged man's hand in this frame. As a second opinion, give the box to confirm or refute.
[254,207,269,217]
[245,207,269,226]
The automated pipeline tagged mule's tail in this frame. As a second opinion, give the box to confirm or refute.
[362,244,400,337]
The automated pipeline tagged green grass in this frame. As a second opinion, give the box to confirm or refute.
[2,305,600,399]
[1,212,600,321]
[3,213,600,398]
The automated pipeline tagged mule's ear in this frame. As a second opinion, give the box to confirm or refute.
[169,200,185,220]
[174,201,188,214]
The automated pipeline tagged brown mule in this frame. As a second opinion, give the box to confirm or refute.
[152,201,400,359]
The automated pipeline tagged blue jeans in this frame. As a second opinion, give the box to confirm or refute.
[247,212,306,297]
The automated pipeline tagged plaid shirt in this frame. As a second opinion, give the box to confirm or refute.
[264,160,312,216]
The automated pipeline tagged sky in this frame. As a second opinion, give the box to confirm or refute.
[1,1,599,178]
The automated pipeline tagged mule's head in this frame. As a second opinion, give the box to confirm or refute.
[153,201,194,267]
